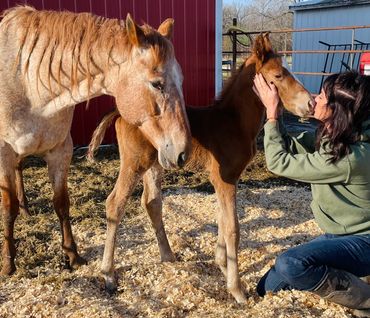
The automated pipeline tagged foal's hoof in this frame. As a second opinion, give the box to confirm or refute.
[161,253,176,263]
[230,288,247,304]
[104,276,118,295]
[105,282,118,295]
[70,255,88,269]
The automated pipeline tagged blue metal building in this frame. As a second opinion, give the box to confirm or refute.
[290,0,370,93]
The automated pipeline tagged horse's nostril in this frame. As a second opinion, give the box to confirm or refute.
[177,152,187,168]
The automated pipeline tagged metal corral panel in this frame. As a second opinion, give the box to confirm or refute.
[0,0,216,145]
[291,3,370,93]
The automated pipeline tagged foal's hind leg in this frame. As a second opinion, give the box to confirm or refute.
[0,144,19,275]
[142,163,175,262]
[210,172,246,303]
[15,162,30,217]
[44,134,86,269]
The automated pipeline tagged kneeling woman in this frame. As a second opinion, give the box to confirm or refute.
[253,71,370,317]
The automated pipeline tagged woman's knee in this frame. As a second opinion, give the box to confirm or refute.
[275,249,308,283]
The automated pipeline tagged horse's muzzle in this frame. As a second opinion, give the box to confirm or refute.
[158,145,189,170]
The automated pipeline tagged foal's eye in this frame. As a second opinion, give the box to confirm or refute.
[275,74,282,79]
[151,81,164,92]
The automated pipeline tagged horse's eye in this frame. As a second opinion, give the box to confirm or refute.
[151,81,164,92]
[275,74,282,79]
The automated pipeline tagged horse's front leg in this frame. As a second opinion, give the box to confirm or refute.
[211,173,246,303]
[141,162,175,262]
[15,162,30,217]
[0,144,19,276]
[101,162,142,293]
[44,134,86,269]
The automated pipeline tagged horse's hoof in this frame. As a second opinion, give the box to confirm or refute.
[70,255,88,269]
[230,289,247,304]
[161,253,176,262]
[105,278,118,295]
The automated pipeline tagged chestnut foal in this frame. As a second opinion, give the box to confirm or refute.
[88,33,314,302]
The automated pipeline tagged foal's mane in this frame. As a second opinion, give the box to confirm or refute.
[215,45,280,109]
[1,6,171,95]
[216,63,246,106]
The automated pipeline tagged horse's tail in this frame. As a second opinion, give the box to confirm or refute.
[87,109,120,162]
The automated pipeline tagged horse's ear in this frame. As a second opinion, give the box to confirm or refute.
[126,13,145,46]
[262,32,273,52]
[253,32,273,64]
[158,18,174,40]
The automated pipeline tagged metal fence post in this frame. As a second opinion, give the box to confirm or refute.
[232,18,237,70]
[350,28,355,69]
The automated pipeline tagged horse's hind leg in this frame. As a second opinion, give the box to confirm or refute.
[0,144,19,275]
[44,133,86,269]
[141,162,175,262]
[210,172,246,303]
[15,161,30,217]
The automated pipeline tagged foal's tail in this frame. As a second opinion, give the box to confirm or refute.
[87,109,120,162]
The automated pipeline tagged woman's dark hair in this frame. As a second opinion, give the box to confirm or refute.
[316,71,370,163]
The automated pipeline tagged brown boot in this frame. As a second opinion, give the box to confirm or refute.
[313,268,370,310]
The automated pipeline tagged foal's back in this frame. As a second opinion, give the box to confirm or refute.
[184,64,264,181]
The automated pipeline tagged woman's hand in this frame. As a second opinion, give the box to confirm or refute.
[253,73,280,120]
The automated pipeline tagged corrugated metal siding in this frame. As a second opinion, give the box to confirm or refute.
[0,0,216,145]
[292,5,370,93]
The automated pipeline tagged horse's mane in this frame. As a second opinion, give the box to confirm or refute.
[0,6,171,96]
[215,49,279,109]
[214,62,247,108]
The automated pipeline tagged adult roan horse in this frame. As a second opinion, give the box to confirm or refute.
[0,6,191,276]
[88,33,314,302]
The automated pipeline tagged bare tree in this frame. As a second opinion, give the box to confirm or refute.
[223,0,295,52]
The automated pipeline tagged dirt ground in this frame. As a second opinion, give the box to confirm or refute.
[0,145,355,318]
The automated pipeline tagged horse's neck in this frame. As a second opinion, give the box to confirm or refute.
[37,42,127,117]
[221,60,262,113]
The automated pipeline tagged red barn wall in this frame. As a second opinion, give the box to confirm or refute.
[0,0,216,146]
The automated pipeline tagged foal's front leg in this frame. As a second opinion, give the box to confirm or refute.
[141,163,175,262]
[101,162,142,292]
[44,134,86,269]
[211,173,246,303]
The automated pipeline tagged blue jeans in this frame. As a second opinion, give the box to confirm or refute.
[257,233,370,296]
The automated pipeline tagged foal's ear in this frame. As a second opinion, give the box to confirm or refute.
[126,13,145,46]
[253,32,273,64]
[158,18,174,40]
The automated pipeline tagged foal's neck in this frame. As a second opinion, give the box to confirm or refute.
[216,57,265,134]
[219,59,261,111]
